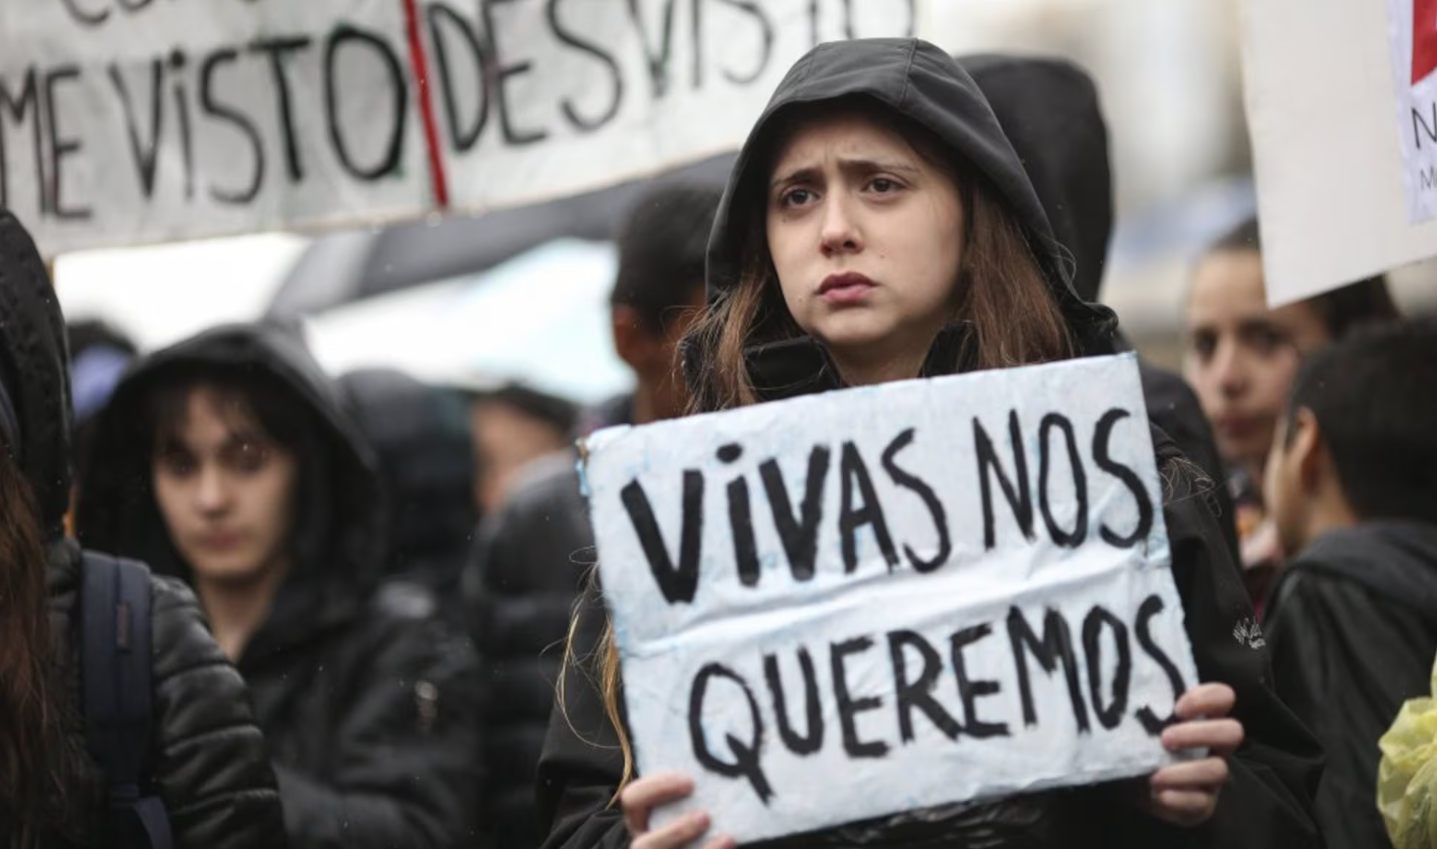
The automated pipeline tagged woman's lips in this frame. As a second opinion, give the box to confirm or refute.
[198,532,243,551]
[1215,415,1262,441]
[818,272,876,305]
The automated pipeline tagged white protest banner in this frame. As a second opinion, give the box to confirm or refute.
[582,353,1199,846]
[0,0,918,257]
[1242,0,1437,305]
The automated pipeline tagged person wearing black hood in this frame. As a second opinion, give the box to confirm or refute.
[338,368,476,618]
[0,211,286,847]
[1262,320,1437,849]
[75,322,483,849]
[538,40,1321,849]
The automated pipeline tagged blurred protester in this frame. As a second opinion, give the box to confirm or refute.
[76,322,482,849]
[1,211,286,848]
[540,41,1321,849]
[962,52,1237,559]
[1263,320,1437,849]
[65,320,138,533]
[462,182,719,849]
[339,368,476,617]
[1184,216,1402,608]
[469,384,576,516]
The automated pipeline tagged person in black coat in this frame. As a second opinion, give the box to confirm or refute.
[537,40,1322,849]
[338,368,476,619]
[0,211,287,848]
[76,322,483,849]
[1263,320,1437,849]
[463,182,721,849]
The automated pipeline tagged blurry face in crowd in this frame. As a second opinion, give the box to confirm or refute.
[765,109,965,384]
[1183,249,1331,477]
[612,283,707,422]
[151,385,298,587]
[471,399,570,514]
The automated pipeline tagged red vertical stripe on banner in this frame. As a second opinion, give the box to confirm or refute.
[403,0,450,208]
[1415,0,1437,84]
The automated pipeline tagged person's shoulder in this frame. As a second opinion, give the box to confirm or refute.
[505,451,584,512]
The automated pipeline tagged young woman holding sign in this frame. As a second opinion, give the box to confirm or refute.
[539,41,1322,849]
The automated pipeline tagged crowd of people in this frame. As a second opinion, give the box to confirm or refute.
[1,36,1436,849]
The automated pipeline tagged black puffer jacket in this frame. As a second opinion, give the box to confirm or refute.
[339,368,477,616]
[537,41,1321,849]
[77,323,483,849]
[1265,521,1437,849]
[0,211,286,849]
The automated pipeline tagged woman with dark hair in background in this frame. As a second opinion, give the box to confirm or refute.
[1184,216,1403,608]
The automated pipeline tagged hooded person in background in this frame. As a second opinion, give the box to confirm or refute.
[958,54,1238,561]
[0,211,287,848]
[469,384,578,516]
[462,182,720,849]
[1262,320,1437,849]
[538,41,1321,849]
[76,322,483,849]
[338,368,476,618]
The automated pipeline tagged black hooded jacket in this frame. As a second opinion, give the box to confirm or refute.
[958,54,1236,560]
[338,368,477,612]
[1265,521,1437,849]
[537,40,1320,849]
[76,323,483,849]
[0,211,287,849]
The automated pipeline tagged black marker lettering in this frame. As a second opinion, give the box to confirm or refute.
[759,446,829,582]
[1038,413,1087,547]
[621,472,704,604]
[714,0,774,85]
[831,637,888,758]
[59,0,109,27]
[108,58,164,199]
[839,441,898,573]
[727,472,759,587]
[975,411,1035,550]
[169,51,194,201]
[627,0,681,98]
[548,0,624,131]
[1007,606,1090,733]
[200,49,265,205]
[764,649,823,755]
[1082,607,1131,730]
[1093,409,1154,548]
[1134,594,1186,735]
[482,0,549,146]
[325,26,408,180]
[689,664,773,803]
[429,3,491,152]
[250,36,313,184]
[882,428,951,572]
[0,69,42,212]
[950,623,1008,738]
[43,66,88,220]
[888,629,960,742]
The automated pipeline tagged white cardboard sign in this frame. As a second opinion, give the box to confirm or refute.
[0,0,917,257]
[583,353,1198,845]
[1242,0,1437,305]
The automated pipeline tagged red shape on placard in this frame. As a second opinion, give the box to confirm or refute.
[1415,0,1437,84]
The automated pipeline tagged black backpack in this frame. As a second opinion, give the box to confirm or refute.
[80,551,173,849]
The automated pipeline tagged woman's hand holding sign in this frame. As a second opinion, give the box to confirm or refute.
[622,772,735,849]
[1146,683,1244,826]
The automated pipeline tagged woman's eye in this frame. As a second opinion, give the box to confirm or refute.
[1188,332,1216,362]
[868,177,899,193]
[161,455,195,478]
[780,187,815,208]
[231,444,270,473]
[1251,328,1288,355]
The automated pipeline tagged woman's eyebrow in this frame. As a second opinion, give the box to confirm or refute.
[770,158,919,190]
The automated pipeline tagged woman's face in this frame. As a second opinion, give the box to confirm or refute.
[151,385,298,587]
[1183,250,1332,474]
[765,109,965,384]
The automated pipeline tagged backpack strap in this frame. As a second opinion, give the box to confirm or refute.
[80,551,173,849]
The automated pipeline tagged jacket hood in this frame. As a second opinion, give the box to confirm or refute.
[76,322,382,597]
[337,368,475,578]
[1293,521,1437,617]
[704,39,1118,355]
[0,213,73,539]
[959,53,1113,304]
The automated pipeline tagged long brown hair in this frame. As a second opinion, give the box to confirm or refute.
[565,101,1077,796]
[0,444,61,846]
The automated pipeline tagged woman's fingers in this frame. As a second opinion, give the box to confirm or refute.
[1150,788,1219,827]
[632,811,714,849]
[1150,757,1229,791]
[1162,718,1244,756]
[1174,683,1236,721]
[621,773,696,836]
